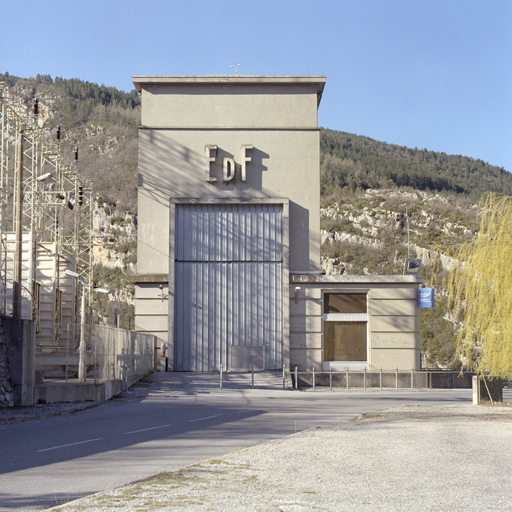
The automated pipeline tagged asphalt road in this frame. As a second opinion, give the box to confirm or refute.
[0,372,472,511]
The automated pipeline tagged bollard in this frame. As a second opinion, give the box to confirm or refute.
[346,368,349,391]
[312,367,315,392]
[295,366,298,390]
[380,367,383,390]
[330,368,333,391]
[411,367,414,390]
[252,365,255,388]
[395,367,399,390]
[220,364,223,390]
[364,367,367,390]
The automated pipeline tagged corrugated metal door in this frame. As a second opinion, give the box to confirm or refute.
[175,203,283,371]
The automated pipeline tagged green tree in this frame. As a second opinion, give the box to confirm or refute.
[448,193,512,377]
[420,295,457,367]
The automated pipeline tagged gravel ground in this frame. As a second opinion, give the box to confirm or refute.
[46,404,512,512]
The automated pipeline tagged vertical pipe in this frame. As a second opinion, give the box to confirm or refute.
[78,285,86,381]
[380,367,383,390]
[13,129,23,318]
[115,293,119,328]
[220,363,223,390]
[282,364,285,389]
[395,367,399,390]
[252,364,254,388]
[426,367,429,390]
[364,367,367,390]
[65,323,70,383]
[0,90,6,314]
[94,327,97,385]
[329,367,332,391]
[111,329,114,380]
[346,368,349,391]
[411,367,414,390]
[312,366,315,392]
[294,365,298,390]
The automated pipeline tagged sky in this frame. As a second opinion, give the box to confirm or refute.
[2,0,511,171]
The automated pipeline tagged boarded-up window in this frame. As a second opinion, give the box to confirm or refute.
[324,321,367,361]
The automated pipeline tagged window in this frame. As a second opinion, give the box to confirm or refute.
[324,293,366,315]
[323,293,368,369]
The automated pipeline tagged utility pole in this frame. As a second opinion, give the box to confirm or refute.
[66,269,87,381]
[13,129,23,318]
[79,286,86,381]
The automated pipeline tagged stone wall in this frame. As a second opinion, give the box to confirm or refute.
[0,316,15,406]
[0,314,35,407]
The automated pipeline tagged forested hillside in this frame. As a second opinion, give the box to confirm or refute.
[0,72,140,211]
[3,72,509,211]
[3,72,510,365]
[321,128,511,197]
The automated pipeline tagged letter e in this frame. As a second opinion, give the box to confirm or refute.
[205,145,217,183]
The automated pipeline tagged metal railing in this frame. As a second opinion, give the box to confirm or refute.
[293,367,476,390]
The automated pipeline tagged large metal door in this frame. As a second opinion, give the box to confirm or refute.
[174,203,283,371]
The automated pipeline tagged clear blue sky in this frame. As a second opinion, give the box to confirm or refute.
[2,0,511,171]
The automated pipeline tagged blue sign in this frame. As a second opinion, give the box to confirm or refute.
[419,288,435,308]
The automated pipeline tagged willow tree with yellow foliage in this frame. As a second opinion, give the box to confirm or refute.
[447,193,512,377]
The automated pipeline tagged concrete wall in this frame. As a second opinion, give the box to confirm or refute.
[134,279,169,354]
[289,275,422,371]
[133,76,325,354]
[34,379,126,404]
[0,314,35,406]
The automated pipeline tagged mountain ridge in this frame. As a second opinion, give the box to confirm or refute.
[1,72,503,365]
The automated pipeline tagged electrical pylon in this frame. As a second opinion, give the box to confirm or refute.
[0,82,93,347]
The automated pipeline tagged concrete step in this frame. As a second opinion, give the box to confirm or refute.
[148,371,289,397]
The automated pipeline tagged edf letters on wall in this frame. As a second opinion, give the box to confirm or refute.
[205,144,254,183]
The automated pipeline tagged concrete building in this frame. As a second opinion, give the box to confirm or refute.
[132,75,422,372]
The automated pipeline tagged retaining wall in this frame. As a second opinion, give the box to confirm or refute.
[0,314,35,406]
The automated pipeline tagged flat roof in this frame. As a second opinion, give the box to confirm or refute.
[132,75,326,105]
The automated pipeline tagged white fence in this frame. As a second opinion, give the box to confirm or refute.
[90,325,155,383]
[37,324,156,383]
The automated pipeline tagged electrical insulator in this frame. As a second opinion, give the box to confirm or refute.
[74,144,79,163]
[56,124,61,141]
[34,98,39,116]
[78,186,83,206]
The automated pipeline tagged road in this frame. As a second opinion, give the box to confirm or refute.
[0,372,472,511]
